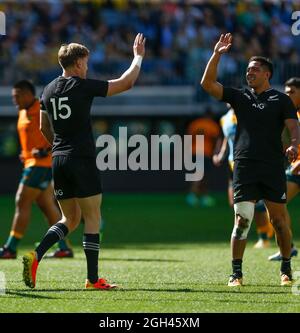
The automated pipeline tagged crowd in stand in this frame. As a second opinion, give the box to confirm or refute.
[0,0,300,86]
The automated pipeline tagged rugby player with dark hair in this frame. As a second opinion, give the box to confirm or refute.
[201,33,300,287]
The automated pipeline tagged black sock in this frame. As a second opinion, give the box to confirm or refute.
[35,223,69,262]
[232,259,243,277]
[281,257,291,275]
[83,234,99,284]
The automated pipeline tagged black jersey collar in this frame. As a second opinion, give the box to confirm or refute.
[250,87,274,98]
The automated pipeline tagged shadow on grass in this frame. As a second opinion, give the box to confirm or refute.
[101,258,185,262]
[5,287,294,302]
[5,290,59,299]
[8,288,91,293]
[218,298,300,304]
[201,289,290,295]
[116,288,196,293]
[100,244,227,249]
[43,257,185,263]
[8,288,195,293]
[118,288,290,295]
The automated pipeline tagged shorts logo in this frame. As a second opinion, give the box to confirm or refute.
[233,189,241,199]
[55,189,64,196]
[281,193,286,200]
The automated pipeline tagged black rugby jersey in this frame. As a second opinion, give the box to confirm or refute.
[40,76,108,158]
[221,87,297,164]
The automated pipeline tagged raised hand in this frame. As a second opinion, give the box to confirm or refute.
[133,33,146,58]
[214,33,232,55]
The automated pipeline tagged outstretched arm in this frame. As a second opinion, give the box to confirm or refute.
[200,33,232,100]
[107,33,146,96]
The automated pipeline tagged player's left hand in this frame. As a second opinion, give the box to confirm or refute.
[286,145,298,163]
[133,33,146,58]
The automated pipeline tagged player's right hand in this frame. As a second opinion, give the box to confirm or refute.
[214,33,232,55]
[133,33,146,58]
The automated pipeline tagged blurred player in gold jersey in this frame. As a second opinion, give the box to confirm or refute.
[0,80,73,259]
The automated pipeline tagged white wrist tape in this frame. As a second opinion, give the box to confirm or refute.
[132,55,143,68]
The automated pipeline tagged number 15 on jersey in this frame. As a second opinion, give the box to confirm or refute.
[50,97,71,120]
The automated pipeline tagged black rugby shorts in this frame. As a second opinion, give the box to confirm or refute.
[233,159,286,204]
[52,155,102,200]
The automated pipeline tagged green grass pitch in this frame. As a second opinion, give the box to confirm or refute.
[0,193,300,313]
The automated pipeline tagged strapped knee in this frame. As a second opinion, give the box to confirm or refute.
[232,202,255,240]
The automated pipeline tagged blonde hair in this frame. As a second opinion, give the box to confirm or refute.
[58,43,89,69]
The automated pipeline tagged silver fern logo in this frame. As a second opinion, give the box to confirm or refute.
[0,11,5,35]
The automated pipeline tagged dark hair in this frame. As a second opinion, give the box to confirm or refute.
[285,77,300,89]
[13,80,36,95]
[58,43,89,69]
[249,56,273,79]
